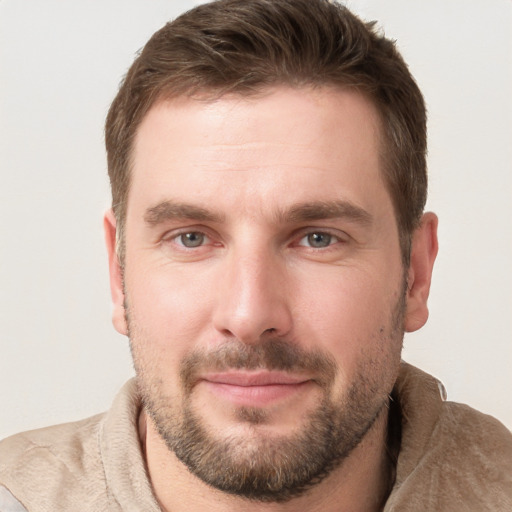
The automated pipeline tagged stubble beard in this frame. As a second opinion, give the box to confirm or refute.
[127,290,405,503]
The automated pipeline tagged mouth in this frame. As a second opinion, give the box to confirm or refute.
[198,371,313,407]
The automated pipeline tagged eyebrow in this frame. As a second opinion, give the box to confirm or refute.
[283,200,373,226]
[144,201,224,225]
[144,199,372,227]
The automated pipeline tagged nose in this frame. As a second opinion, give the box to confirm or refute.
[212,246,293,344]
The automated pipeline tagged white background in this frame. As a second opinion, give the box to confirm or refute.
[1,0,511,439]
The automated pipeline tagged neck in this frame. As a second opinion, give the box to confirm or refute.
[141,406,393,512]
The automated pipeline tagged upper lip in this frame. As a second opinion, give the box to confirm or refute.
[201,371,310,387]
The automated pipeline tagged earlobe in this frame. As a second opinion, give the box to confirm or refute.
[104,210,128,336]
[404,212,439,333]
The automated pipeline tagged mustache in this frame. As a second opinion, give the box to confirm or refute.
[180,339,338,391]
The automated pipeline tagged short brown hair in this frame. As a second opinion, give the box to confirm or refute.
[106,0,427,265]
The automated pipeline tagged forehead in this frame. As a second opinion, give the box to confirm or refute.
[128,86,389,219]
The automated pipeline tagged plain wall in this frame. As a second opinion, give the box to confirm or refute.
[1,0,511,439]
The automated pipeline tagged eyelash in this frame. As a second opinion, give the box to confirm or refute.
[162,227,346,252]
[295,231,343,249]
[162,229,215,249]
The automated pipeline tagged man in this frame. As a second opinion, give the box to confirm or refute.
[1,0,511,510]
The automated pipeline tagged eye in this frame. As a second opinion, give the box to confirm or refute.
[175,231,208,248]
[298,232,337,248]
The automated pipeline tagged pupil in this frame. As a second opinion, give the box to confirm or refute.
[182,232,204,247]
[308,233,331,248]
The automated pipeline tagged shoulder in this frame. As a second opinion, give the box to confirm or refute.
[415,402,512,510]
[0,412,104,472]
[431,401,512,480]
[0,379,144,511]
[0,414,107,509]
[438,400,512,453]
[388,363,512,511]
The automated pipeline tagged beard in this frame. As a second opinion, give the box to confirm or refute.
[128,290,405,503]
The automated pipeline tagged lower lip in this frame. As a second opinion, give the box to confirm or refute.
[202,381,311,407]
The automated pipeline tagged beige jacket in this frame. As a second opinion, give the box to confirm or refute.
[1,363,511,511]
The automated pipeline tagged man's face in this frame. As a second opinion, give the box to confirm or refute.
[115,87,407,500]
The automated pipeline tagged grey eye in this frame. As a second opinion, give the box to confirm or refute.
[306,233,332,248]
[179,232,205,248]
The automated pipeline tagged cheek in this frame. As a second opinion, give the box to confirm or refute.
[292,265,404,365]
[125,263,215,362]
[295,272,404,407]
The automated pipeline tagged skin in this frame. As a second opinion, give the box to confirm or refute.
[105,86,438,511]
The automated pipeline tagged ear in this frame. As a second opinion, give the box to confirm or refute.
[104,209,128,336]
[404,212,439,332]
